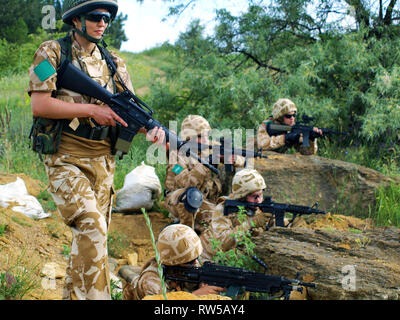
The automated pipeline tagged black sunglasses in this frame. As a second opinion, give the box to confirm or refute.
[284,113,296,119]
[84,11,111,23]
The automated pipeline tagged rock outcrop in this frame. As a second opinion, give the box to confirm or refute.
[253,214,400,300]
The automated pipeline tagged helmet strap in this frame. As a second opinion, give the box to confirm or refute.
[73,16,102,44]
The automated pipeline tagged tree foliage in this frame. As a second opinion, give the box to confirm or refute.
[141,0,400,167]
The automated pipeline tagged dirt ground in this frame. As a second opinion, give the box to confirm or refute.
[0,173,374,300]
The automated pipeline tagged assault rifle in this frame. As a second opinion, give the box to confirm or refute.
[266,114,349,148]
[182,137,268,172]
[163,260,316,299]
[56,61,219,174]
[224,196,326,227]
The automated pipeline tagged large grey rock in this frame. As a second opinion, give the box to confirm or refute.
[253,222,400,300]
[252,153,399,217]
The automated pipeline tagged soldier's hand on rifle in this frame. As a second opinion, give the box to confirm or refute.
[145,126,169,148]
[192,283,226,296]
[310,127,323,140]
[92,104,128,127]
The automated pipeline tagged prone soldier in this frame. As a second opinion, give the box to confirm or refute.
[199,168,272,261]
[120,224,226,300]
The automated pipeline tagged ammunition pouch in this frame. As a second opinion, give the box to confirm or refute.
[62,122,110,141]
[29,117,63,159]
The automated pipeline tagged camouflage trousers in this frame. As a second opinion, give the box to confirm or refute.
[44,153,116,300]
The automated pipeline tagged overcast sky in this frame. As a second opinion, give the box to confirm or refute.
[118,0,249,53]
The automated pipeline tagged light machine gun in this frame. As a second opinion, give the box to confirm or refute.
[163,261,316,299]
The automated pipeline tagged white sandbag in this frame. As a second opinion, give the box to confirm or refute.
[114,162,162,213]
[0,177,51,219]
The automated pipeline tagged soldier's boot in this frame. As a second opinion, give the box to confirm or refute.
[118,265,142,284]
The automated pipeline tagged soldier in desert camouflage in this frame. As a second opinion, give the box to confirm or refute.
[121,224,225,300]
[256,98,322,155]
[199,169,273,261]
[28,0,164,300]
[163,115,245,233]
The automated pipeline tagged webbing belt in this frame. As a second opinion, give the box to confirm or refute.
[62,121,110,141]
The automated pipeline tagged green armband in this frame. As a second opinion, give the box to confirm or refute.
[34,59,56,82]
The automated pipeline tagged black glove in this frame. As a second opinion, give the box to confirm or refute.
[285,132,300,145]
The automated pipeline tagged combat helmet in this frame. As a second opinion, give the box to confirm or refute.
[230,169,266,200]
[272,98,297,121]
[62,0,118,25]
[157,224,203,266]
[180,115,211,141]
[62,0,118,43]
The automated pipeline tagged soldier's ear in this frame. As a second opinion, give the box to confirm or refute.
[72,17,80,28]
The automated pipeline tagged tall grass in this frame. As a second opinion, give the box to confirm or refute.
[374,183,400,227]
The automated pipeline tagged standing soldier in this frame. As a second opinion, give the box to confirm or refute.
[28,0,164,300]
[256,98,322,155]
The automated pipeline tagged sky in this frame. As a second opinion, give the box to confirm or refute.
[118,0,249,53]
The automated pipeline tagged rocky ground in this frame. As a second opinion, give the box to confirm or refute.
[0,172,399,300]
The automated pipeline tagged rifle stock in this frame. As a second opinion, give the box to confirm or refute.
[56,61,219,174]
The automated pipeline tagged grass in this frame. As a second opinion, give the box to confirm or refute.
[107,230,130,258]
[374,182,400,227]
[0,224,8,236]
[0,250,40,300]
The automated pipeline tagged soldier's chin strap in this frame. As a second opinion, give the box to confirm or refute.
[73,16,104,44]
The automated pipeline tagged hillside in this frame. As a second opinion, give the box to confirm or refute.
[0,173,170,300]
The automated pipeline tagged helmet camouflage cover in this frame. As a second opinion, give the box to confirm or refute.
[230,169,266,200]
[157,224,203,266]
[272,98,297,121]
[180,115,211,141]
[62,0,119,25]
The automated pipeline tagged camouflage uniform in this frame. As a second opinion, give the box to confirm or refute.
[123,224,202,300]
[164,115,244,232]
[199,169,273,261]
[257,99,318,155]
[28,30,133,300]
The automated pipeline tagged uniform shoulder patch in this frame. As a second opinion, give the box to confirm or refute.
[172,164,184,175]
[34,59,56,82]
